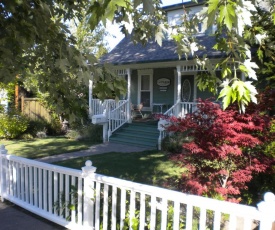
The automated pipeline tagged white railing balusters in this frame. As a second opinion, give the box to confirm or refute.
[24,165,29,203]
[20,164,24,200]
[186,203,194,230]
[48,170,53,214]
[34,167,38,207]
[43,169,47,211]
[59,173,63,216]
[0,147,274,230]
[29,166,33,205]
[103,184,109,230]
[213,210,221,230]
[129,190,136,230]
[16,162,20,198]
[71,176,76,224]
[229,214,237,230]
[173,201,180,230]
[39,168,42,209]
[150,195,157,230]
[139,193,146,230]
[54,171,58,215]
[95,182,101,230]
[108,100,128,140]
[120,188,126,230]
[77,176,83,225]
[111,186,117,230]
[65,174,69,218]
[199,207,207,230]
[161,198,168,230]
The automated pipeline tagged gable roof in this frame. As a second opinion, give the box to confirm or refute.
[162,0,205,11]
[100,35,224,65]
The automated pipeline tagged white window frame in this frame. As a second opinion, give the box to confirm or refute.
[138,69,153,111]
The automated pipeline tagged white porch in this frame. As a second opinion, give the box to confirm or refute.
[88,63,211,149]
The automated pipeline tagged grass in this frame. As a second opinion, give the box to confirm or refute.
[0,136,100,159]
[54,150,185,188]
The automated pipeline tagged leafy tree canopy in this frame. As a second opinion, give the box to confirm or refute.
[89,0,275,112]
[1,0,275,116]
[0,0,126,119]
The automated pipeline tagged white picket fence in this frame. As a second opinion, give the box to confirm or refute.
[0,145,275,230]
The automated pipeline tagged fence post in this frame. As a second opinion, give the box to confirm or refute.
[257,192,275,230]
[0,145,7,202]
[82,160,97,229]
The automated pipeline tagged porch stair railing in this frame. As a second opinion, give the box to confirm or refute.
[158,102,198,150]
[0,145,274,230]
[164,101,198,117]
[90,99,119,117]
[108,100,130,140]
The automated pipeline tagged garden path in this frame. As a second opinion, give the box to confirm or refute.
[36,142,153,163]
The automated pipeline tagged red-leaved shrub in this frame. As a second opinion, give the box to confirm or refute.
[165,89,275,202]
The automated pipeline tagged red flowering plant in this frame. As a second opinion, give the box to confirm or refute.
[165,90,275,202]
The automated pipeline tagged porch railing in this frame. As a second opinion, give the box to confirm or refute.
[90,99,118,117]
[90,99,129,140]
[164,101,198,118]
[158,102,198,150]
[108,100,129,140]
[0,145,275,230]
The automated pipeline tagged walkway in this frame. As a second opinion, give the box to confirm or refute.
[37,142,153,163]
[0,142,153,229]
[0,201,66,230]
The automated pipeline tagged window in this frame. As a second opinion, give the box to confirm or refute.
[138,70,153,111]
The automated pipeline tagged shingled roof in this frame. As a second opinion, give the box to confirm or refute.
[100,35,224,65]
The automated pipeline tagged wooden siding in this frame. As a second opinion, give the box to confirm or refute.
[153,68,175,108]
[21,97,51,122]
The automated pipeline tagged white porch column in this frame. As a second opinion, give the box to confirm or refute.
[88,78,93,119]
[176,65,181,103]
[127,68,132,123]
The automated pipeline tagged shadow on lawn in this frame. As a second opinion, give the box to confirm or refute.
[55,150,185,188]
[1,136,99,159]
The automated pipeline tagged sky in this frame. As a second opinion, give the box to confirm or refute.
[106,0,185,50]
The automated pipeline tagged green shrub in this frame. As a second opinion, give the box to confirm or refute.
[66,124,102,142]
[25,118,63,137]
[65,129,81,140]
[19,133,34,140]
[46,118,63,135]
[0,113,29,139]
[161,131,192,153]
[25,119,48,137]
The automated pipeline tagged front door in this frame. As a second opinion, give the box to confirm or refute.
[138,70,153,111]
[181,75,194,102]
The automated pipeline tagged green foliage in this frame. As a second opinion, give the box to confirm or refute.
[0,0,126,121]
[264,119,275,157]
[19,133,34,140]
[53,185,79,221]
[161,131,193,153]
[66,122,103,142]
[2,136,99,159]
[24,118,63,137]
[24,119,48,137]
[0,112,29,139]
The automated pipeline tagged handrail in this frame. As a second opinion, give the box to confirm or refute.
[90,99,117,117]
[158,102,198,150]
[108,100,129,140]
[163,101,180,116]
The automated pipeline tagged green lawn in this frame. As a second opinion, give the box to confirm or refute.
[54,150,185,188]
[0,136,100,159]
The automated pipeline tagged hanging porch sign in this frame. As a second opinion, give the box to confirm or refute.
[157,78,170,91]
